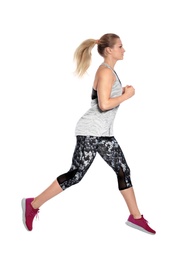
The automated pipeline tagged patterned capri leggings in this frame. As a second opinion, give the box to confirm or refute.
[57,136,132,191]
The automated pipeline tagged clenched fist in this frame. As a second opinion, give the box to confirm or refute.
[123,85,135,99]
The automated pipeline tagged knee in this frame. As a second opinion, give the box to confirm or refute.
[117,167,132,190]
[57,169,83,190]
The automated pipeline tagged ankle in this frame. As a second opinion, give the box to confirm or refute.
[31,199,38,210]
[132,214,142,219]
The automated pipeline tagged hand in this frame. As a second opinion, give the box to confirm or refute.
[122,87,126,93]
[124,85,135,99]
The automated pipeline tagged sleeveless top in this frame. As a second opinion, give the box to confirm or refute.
[75,63,122,137]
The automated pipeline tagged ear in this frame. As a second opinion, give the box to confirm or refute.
[105,47,112,54]
[105,47,112,55]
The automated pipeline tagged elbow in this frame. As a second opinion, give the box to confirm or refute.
[99,102,109,111]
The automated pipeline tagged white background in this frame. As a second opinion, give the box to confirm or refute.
[0,0,178,259]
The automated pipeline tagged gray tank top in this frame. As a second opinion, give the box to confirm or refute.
[75,63,122,137]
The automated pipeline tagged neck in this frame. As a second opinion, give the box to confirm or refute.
[103,59,116,69]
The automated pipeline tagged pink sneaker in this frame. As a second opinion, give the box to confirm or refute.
[21,198,39,231]
[126,214,156,235]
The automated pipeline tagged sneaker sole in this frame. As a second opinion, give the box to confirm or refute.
[125,221,155,235]
[21,198,30,231]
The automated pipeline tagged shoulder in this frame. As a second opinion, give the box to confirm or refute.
[96,66,115,83]
[98,65,113,76]
[93,64,115,90]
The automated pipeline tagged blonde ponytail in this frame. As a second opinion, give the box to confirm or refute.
[73,39,97,77]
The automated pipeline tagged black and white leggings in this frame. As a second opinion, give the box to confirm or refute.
[57,136,132,191]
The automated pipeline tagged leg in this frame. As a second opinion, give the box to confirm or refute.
[34,136,98,208]
[98,137,156,234]
[120,187,141,218]
[22,136,98,231]
[57,135,98,189]
[22,180,63,231]
[97,137,141,218]
[32,180,63,209]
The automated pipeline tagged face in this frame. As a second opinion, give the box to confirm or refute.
[108,38,125,60]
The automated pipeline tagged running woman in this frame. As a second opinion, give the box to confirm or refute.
[21,33,156,235]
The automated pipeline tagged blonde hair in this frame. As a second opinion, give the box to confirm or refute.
[73,33,120,77]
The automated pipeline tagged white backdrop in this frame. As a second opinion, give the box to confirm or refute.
[0,0,178,259]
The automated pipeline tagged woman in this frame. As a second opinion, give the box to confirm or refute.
[21,33,156,235]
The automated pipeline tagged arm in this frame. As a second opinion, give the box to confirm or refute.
[97,68,135,111]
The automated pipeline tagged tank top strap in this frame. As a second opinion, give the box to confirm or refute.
[101,62,114,71]
[101,63,121,84]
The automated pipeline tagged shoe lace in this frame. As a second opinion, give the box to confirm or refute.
[35,209,40,220]
[143,216,149,224]
[28,209,40,220]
